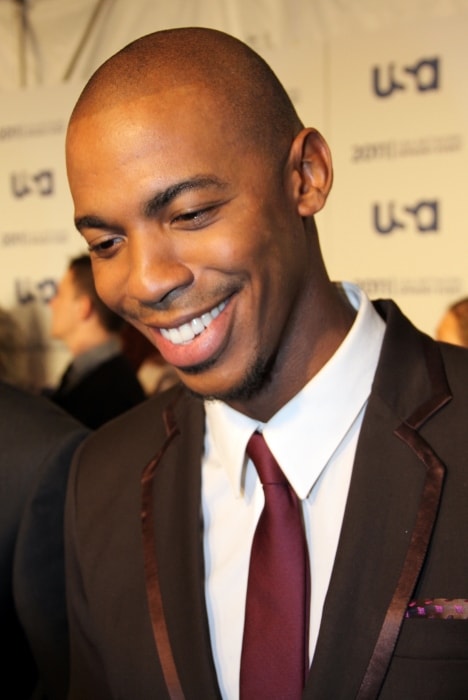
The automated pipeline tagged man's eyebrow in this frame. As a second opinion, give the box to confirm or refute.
[73,176,228,232]
[74,214,110,232]
[143,176,228,218]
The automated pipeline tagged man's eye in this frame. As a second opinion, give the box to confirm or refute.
[88,237,122,257]
[172,206,217,227]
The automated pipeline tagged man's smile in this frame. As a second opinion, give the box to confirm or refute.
[141,294,237,371]
[159,299,227,345]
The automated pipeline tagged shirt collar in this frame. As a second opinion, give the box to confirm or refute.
[205,283,386,500]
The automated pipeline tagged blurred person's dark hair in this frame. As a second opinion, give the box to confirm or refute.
[69,255,125,333]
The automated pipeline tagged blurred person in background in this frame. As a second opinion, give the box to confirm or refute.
[1,380,88,698]
[0,306,27,387]
[436,297,468,348]
[46,254,145,428]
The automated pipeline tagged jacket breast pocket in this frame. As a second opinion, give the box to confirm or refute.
[379,620,468,700]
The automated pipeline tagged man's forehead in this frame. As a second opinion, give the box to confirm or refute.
[67,84,239,173]
[68,79,220,140]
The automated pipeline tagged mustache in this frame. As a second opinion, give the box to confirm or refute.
[116,280,243,324]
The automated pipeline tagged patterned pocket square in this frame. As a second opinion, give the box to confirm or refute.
[405,598,468,619]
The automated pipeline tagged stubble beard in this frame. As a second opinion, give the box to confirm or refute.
[183,351,276,405]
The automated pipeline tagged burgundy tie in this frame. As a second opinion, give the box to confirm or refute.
[240,431,310,700]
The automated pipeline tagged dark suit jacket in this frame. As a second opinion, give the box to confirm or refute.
[0,382,88,699]
[65,301,468,699]
[50,353,146,429]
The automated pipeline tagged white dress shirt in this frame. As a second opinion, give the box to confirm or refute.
[202,283,386,699]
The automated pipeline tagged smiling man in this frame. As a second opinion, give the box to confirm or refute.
[64,28,468,700]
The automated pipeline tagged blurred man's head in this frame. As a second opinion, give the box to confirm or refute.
[436,297,468,348]
[51,254,124,355]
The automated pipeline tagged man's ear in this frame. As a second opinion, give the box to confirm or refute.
[76,294,93,321]
[288,128,333,216]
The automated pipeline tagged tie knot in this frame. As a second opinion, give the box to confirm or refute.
[246,431,287,485]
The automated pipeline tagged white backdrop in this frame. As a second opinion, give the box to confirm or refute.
[325,12,468,333]
[1,0,467,387]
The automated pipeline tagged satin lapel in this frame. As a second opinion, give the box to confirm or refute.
[141,389,222,700]
[304,301,451,700]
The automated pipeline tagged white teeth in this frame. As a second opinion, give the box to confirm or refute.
[164,327,185,344]
[179,323,195,342]
[191,318,205,335]
[201,312,213,327]
[160,301,226,345]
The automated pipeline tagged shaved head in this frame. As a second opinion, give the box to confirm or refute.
[69,27,303,160]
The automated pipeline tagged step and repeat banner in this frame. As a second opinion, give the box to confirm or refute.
[1,12,467,388]
[324,14,467,336]
[1,83,87,387]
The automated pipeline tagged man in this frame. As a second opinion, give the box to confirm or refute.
[0,305,25,387]
[48,254,146,428]
[0,381,88,699]
[436,297,468,347]
[64,28,468,699]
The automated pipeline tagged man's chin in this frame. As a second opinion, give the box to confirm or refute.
[176,354,218,377]
[182,354,275,405]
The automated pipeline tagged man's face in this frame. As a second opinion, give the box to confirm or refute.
[67,88,314,412]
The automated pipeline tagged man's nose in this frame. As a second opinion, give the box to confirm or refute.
[125,233,194,309]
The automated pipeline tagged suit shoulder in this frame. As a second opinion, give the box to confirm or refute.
[73,353,146,399]
[439,341,468,378]
[438,342,468,414]
[0,381,88,443]
[74,384,200,466]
